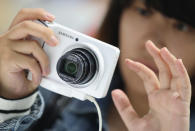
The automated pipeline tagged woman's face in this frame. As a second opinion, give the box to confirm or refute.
[119,0,195,94]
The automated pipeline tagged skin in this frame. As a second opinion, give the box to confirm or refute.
[0,5,193,131]
[111,0,195,131]
[0,8,58,99]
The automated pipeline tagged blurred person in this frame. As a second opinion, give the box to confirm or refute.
[0,0,194,131]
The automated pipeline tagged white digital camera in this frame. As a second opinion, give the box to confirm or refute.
[28,20,120,101]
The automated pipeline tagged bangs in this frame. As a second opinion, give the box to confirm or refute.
[145,0,195,28]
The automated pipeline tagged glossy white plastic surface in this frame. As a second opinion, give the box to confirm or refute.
[28,20,120,100]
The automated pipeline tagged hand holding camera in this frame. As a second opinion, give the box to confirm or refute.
[0,8,120,101]
[0,8,58,99]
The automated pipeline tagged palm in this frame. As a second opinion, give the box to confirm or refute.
[146,90,189,131]
[149,90,188,118]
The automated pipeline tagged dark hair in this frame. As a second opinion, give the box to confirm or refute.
[98,0,195,98]
[98,0,195,45]
[146,0,195,28]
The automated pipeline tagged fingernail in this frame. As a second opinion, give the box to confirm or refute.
[178,59,183,63]
[50,36,58,46]
[161,47,167,52]
[160,47,168,57]
[125,59,133,66]
[146,40,153,45]
[112,91,121,104]
[112,90,128,111]
[149,41,160,54]
[149,40,157,48]
[45,13,55,20]
[125,58,134,64]
[163,47,169,54]
[125,59,139,72]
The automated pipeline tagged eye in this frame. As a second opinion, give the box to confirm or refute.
[136,7,152,17]
[174,22,189,32]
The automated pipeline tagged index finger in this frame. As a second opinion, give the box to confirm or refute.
[10,8,55,29]
[7,21,58,46]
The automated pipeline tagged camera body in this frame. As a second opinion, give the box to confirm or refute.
[29,20,120,100]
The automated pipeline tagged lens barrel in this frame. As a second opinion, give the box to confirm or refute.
[57,48,97,85]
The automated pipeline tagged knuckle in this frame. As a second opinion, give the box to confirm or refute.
[0,41,12,60]
[1,49,13,60]
[19,8,28,15]
[0,52,12,67]
[20,21,31,28]
[39,28,47,36]
[148,71,155,79]
[30,41,39,51]
[29,58,38,68]
[41,27,53,39]
[31,40,41,48]
[46,28,53,36]
[1,50,12,60]
[47,28,54,35]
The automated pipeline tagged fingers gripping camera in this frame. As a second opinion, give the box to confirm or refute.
[28,20,120,100]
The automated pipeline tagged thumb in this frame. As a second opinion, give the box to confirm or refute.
[112,89,139,130]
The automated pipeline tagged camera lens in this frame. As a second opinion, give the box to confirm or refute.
[64,62,77,75]
[57,48,97,85]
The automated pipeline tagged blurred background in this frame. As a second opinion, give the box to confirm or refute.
[0,0,110,36]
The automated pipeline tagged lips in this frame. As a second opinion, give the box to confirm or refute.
[134,59,159,74]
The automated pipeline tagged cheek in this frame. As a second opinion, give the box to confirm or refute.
[118,11,150,93]
[172,48,195,76]
[119,14,145,61]
[166,36,195,76]
[118,10,156,62]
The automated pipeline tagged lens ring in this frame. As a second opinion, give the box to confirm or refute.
[71,50,90,84]
[57,53,84,83]
[57,48,97,85]
[72,48,96,84]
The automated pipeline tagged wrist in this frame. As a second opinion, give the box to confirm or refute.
[0,85,38,99]
[0,90,38,123]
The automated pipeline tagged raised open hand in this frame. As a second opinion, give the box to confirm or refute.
[112,40,191,131]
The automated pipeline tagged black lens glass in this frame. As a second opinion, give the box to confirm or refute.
[64,61,77,75]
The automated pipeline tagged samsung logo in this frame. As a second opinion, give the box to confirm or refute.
[59,31,74,40]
